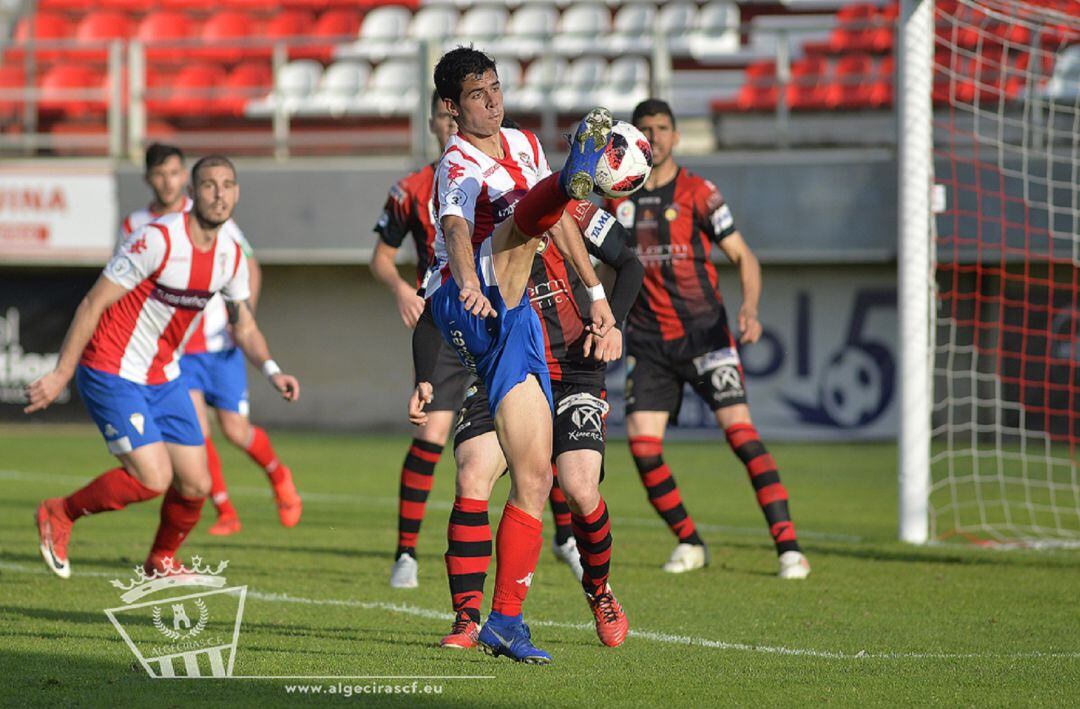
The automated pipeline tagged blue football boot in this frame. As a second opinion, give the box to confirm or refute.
[559,107,614,200]
[477,611,553,665]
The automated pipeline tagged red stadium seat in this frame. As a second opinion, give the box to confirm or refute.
[39,64,104,117]
[826,55,874,109]
[313,9,361,37]
[267,10,316,39]
[138,11,195,63]
[163,63,229,117]
[787,57,828,110]
[0,65,26,118]
[221,61,273,115]
[199,11,256,62]
[75,11,134,42]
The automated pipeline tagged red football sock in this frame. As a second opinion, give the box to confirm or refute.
[726,423,802,554]
[150,487,205,558]
[397,439,442,555]
[445,496,492,624]
[245,426,285,484]
[629,436,704,545]
[512,173,569,237]
[491,503,543,617]
[571,497,613,596]
[63,467,160,521]
[205,438,235,517]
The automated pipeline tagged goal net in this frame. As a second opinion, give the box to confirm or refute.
[926,0,1078,546]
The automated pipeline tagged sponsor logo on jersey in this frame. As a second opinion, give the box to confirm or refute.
[446,162,466,183]
[529,277,572,308]
[586,210,613,247]
[150,284,214,311]
[711,204,734,234]
[445,188,468,207]
[664,206,679,222]
[615,201,635,228]
[389,183,407,204]
[128,236,148,255]
[633,243,691,264]
[556,391,610,442]
[482,164,500,178]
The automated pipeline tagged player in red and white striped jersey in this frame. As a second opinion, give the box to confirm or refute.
[26,155,299,579]
[119,146,301,537]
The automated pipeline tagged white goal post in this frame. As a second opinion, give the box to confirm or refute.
[898,0,1079,546]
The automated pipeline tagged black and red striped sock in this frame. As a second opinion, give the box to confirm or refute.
[629,436,704,546]
[571,497,612,596]
[396,439,443,557]
[444,496,491,624]
[549,465,573,546]
[725,423,801,555]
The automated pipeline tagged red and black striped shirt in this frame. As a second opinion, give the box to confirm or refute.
[606,167,737,341]
[374,163,437,289]
[528,200,641,385]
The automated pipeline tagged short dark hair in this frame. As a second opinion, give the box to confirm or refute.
[434,46,497,105]
[632,98,677,130]
[430,88,442,116]
[190,154,237,185]
[144,143,183,173]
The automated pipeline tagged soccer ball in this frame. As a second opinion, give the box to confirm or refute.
[594,121,653,198]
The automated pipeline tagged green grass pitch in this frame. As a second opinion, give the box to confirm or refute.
[1,426,1077,706]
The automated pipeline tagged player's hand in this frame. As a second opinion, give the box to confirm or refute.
[23,370,70,414]
[584,326,623,362]
[586,298,615,338]
[459,284,496,318]
[396,287,425,329]
[409,382,434,426]
[738,305,762,344]
[271,373,300,402]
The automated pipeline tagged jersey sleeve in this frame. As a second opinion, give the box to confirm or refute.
[695,179,737,242]
[220,244,251,302]
[228,221,255,257]
[103,225,167,290]
[437,153,483,226]
[373,180,413,248]
[569,200,625,266]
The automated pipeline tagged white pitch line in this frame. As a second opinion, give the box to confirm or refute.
[1,561,1077,661]
[0,469,862,543]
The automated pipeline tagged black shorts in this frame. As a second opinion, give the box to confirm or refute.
[414,306,471,412]
[625,314,747,417]
[453,378,609,462]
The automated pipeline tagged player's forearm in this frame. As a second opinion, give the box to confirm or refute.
[370,245,412,296]
[247,257,262,312]
[53,297,106,379]
[551,214,601,288]
[446,224,479,289]
[233,322,276,370]
[739,252,762,313]
[607,248,645,324]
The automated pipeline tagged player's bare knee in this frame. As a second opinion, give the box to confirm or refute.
[219,412,250,447]
[174,475,210,499]
[715,404,752,431]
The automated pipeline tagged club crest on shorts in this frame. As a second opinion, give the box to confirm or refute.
[104,557,247,678]
[128,413,145,436]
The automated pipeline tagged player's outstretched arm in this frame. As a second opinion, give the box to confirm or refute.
[718,231,763,344]
[24,276,129,413]
[443,214,495,318]
[246,254,262,313]
[226,300,300,402]
[370,240,424,328]
[550,212,615,337]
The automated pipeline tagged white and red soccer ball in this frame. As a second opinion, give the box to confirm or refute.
[594,121,653,198]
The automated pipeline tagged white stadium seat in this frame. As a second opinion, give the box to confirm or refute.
[308,61,371,117]
[355,60,419,116]
[553,4,610,55]
[659,1,699,56]
[610,3,656,54]
[490,4,559,58]
[509,56,567,112]
[553,56,607,111]
[689,2,741,60]
[246,59,322,117]
[456,5,509,42]
[603,56,650,115]
[409,5,459,41]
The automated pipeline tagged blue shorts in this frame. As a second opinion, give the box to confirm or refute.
[181,349,250,416]
[76,365,204,455]
[430,239,553,418]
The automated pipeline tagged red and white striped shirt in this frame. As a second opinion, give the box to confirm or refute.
[118,202,253,355]
[84,211,250,385]
[424,127,551,297]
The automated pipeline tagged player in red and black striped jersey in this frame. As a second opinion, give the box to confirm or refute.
[411,199,643,649]
[605,99,811,580]
[371,92,472,589]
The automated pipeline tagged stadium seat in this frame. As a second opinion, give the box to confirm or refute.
[603,56,650,114]
[199,11,254,62]
[222,61,273,115]
[509,57,567,112]
[314,9,361,37]
[610,3,656,54]
[735,61,778,111]
[688,2,740,61]
[354,59,417,115]
[75,11,133,43]
[1041,44,1080,103]
[553,56,607,112]
[266,10,315,39]
[456,5,509,45]
[138,11,193,63]
[494,57,522,96]
[353,5,412,59]
[659,1,699,56]
[787,56,828,110]
[246,58,322,116]
[164,63,228,117]
[0,65,26,118]
[39,64,103,118]
[553,4,610,56]
[12,12,73,62]
[408,5,459,41]
[495,5,559,58]
[309,60,371,116]
[826,54,874,109]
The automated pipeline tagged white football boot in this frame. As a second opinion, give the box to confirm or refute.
[552,536,585,582]
[777,550,811,579]
[662,543,709,573]
[389,552,419,588]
